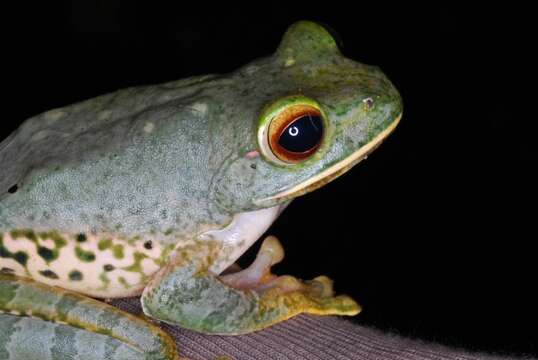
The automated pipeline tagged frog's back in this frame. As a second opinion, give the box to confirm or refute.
[0,74,221,237]
[0,74,223,298]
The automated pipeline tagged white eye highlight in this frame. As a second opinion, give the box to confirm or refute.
[288,126,299,136]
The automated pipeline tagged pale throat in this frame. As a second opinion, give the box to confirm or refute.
[200,202,289,275]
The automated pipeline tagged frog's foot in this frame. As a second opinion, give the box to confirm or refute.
[141,236,360,335]
[220,236,359,313]
[0,274,179,360]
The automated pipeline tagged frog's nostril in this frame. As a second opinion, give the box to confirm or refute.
[7,184,18,194]
[363,97,375,109]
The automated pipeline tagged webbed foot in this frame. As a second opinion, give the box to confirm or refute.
[141,236,360,335]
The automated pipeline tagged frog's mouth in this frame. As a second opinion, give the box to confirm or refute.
[255,113,402,205]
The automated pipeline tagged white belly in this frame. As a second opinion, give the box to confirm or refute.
[0,230,171,298]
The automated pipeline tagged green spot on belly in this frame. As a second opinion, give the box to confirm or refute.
[154,244,175,266]
[0,236,28,267]
[98,238,112,250]
[98,271,110,290]
[39,270,59,279]
[68,270,83,281]
[38,246,58,262]
[127,235,141,246]
[123,252,147,273]
[9,229,37,242]
[112,244,124,259]
[38,231,67,248]
[13,252,28,266]
[4,230,66,267]
[118,276,131,289]
[75,246,96,262]
[0,245,10,258]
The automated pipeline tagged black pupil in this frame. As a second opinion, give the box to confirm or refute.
[278,115,323,153]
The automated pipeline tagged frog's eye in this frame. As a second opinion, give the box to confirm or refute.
[266,105,324,163]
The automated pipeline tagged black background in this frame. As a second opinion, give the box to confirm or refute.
[1,2,536,357]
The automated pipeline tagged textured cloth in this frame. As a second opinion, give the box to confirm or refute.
[113,298,530,360]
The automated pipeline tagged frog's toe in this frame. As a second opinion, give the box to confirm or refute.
[219,235,284,290]
[262,275,360,316]
[221,236,361,317]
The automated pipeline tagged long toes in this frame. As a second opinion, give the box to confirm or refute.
[220,236,284,290]
[219,236,361,319]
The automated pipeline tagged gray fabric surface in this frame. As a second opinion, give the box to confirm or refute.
[112,297,531,360]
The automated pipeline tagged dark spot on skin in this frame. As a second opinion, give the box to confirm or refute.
[7,185,18,194]
[365,97,374,109]
[0,246,9,258]
[143,241,153,250]
[37,247,56,261]
[103,264,115,272]
[39,270,59,279]
[68,270,83,281]
[250,163,257,169]
[76,233,87,242]
[75,247,96,262]
[0,239,29,266]
[13,252,28,266]
[0,267,14,274]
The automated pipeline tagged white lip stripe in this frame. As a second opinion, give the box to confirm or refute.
[257,113,402,203]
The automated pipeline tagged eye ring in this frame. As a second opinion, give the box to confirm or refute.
[268,105,324,163]
[257,96,327,165]
[257,94,326,166]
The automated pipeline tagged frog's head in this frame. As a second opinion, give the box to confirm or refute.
[212,21,402,212]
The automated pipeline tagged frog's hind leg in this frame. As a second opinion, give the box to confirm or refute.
[0,274,178,360]
[141,236,360,335]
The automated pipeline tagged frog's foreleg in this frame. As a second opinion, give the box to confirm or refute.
[0,274,179,360]
[141,236,360,335]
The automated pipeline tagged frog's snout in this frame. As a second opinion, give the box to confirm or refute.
[365,82,403,134]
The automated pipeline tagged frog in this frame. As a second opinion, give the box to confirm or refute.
[0,21,402,360]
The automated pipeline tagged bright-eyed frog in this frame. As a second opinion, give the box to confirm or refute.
[0,21,402,359]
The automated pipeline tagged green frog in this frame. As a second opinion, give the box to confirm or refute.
[0,21,402,359]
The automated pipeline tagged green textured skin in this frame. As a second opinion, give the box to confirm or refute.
[0,275,178,360]
[0,315,147,360]
[141,240,360,335]
[0,21,401,239]
[0,21,402,358]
